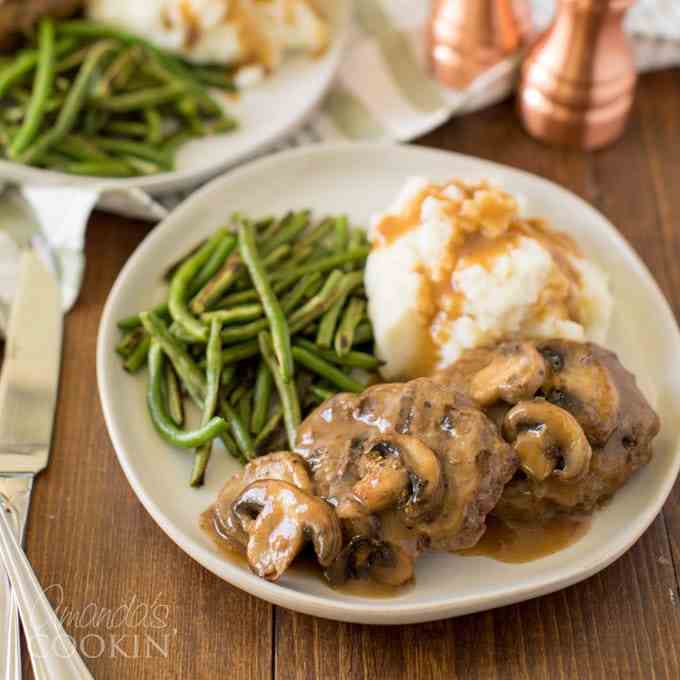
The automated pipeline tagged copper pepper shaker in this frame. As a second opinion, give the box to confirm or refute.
[428,0,532,89]
[517,0,637,150]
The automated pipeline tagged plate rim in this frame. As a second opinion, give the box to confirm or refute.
[0,0,352,196]
[96,141,680,624]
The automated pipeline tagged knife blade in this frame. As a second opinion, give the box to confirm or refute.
[0,250,62,680]
[0,250,62,473]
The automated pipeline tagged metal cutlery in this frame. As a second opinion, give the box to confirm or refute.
[0,251,92,679]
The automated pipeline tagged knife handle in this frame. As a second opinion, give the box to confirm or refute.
[0,495,94,680]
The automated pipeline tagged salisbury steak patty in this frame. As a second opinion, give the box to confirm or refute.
[295,378,518,553]
[437,339,661,521]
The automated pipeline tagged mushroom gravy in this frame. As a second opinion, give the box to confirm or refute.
[459,515,591,564]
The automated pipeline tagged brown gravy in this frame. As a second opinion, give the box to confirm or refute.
[459,515,591,564]
[201,508,414,597]
[201,507,592,596]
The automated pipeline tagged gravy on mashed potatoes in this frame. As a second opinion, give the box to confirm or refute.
[365,178,612,379]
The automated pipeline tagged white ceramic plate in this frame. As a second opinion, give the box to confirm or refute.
[97,143,680,625]
[0,1,350,196]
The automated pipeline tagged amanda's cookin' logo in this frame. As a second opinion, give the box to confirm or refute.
[34,585,177,660]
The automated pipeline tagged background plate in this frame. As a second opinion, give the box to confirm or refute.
[97,143,680,624]
[0,0,350,195]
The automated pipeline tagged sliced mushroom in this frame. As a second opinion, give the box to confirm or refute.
[351,434,443,523]
[537,340,619,446]
[503,400,592,482]
[212,452,314,551]
[245,451,314,494]
[470,341,547,406]
[232,480,342,581]
[324,536,415,587]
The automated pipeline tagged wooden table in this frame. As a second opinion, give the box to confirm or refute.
[17,69,680,679]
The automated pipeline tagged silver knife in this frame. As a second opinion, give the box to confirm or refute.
[0,251,62,679]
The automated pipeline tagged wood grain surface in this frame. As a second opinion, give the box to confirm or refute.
[13,70,680,679]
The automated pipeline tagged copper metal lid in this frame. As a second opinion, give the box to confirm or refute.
[517,0,637,149]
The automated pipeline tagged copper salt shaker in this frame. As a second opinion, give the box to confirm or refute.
[428,0,532,89]
[518,0,637,150]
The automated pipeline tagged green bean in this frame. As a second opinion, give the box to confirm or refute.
[189,234,237,298]
[115,327,144,358]
[193,67,237,91]
[220,400,256,461]
[144,107,163,144]
[291,346,365,393]
[57,134,112,161]
[20,40,118,165]
[123,333,151,372]
[251,360,273,434]
[201,304,263,325]
[93,82,186,112]
[55,45,89,73]
[112,46,142,90]
[83,108,109,136]
[254,404,283,452]
[0,37,76,97]
[141,312,206,407]
[106,121,148,138]
[118,302,169,331]
[93,48,129,97]
[217,288,260,307]
[346,229,366,270]
[205,115,237,135]
[9,18,56,159]
[222,340,260,365]
[298,217,334,248]
[191,249,242,314]
[191,319,223,487]
[87,136,172,168]
[239,220,294,383]
[221,365,236,388]
[270,247,370,282]
[335,298,366,357]
[219,273,321,345]
[143,55,221,116]
[294,338,381,371]
[237,389,253,429]
[310,385,335,403]
[164,363,185,427]
[59,160,136,177]
[334,215,349,252]
[147,342,226,449]
[122,156,161,176]
[169,230,227,342]
[316,295,346,348]
[289,270,365,334]
[259,332,301,449]
[353,322,374,346]
[264,211,310,253]
[228,383,249,407]
[219,429,244,464]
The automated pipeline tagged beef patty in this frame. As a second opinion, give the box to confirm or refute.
[436,339,660,521]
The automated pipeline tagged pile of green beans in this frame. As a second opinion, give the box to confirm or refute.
[115,211,381,487]
[0,18,237,177]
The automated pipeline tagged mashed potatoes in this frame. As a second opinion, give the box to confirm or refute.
[365,178,612,380]
[87,0,328,76]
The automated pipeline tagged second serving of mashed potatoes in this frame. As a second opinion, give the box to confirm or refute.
[365,178,612,380]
